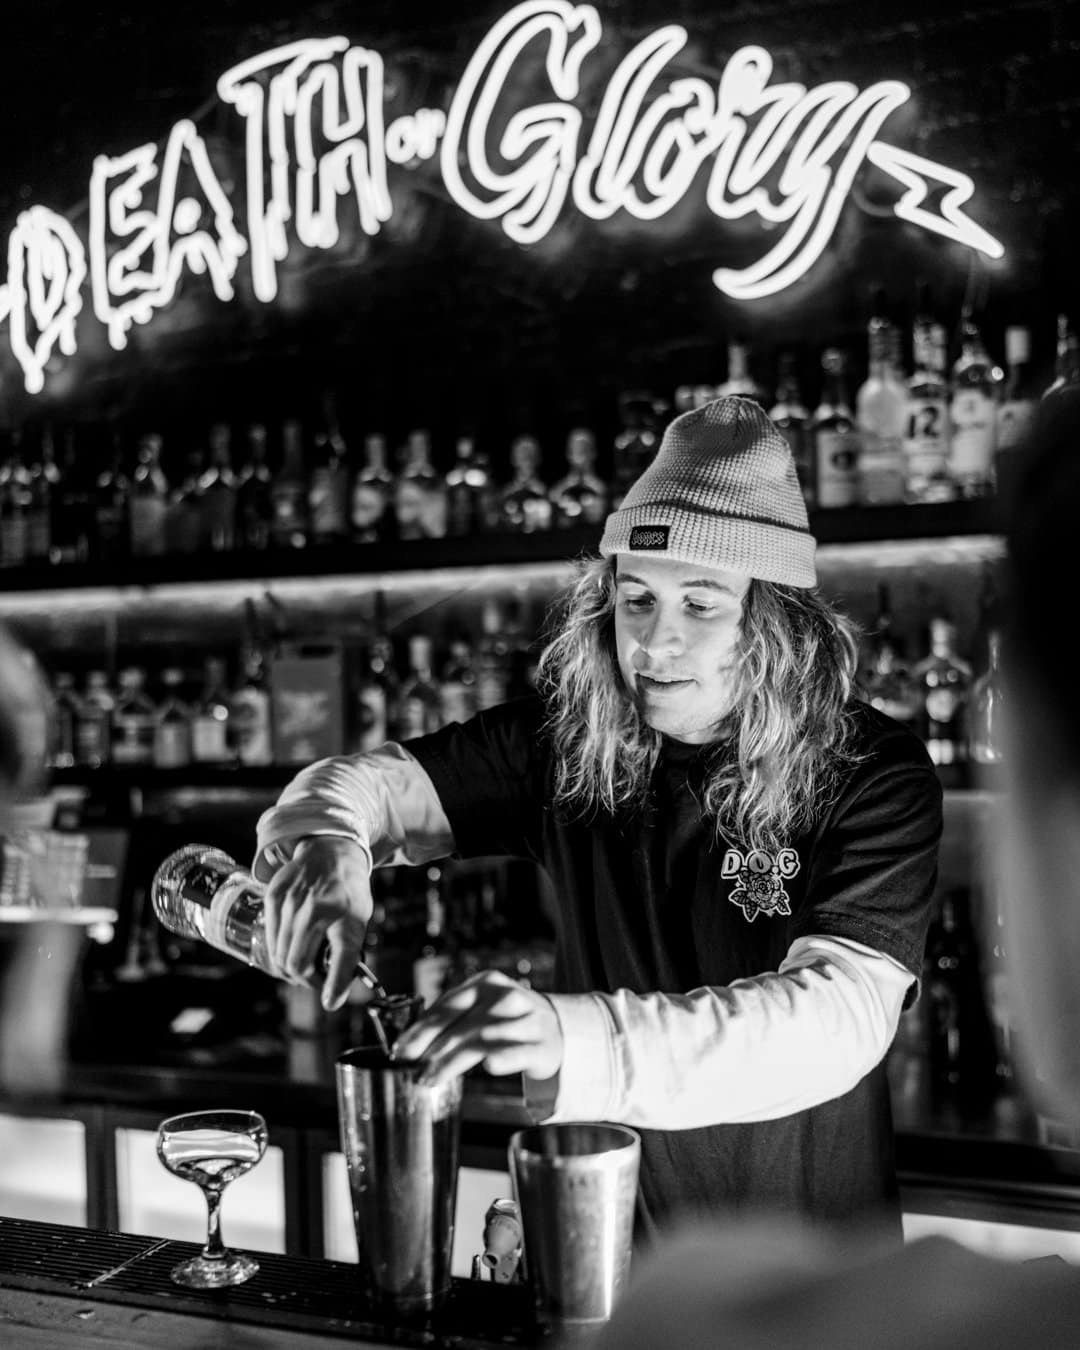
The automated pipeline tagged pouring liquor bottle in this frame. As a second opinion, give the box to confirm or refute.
[152,844,420,1051]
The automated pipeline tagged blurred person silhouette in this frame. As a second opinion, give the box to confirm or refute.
[0,624,79,1099]
[590,388,1080,1349]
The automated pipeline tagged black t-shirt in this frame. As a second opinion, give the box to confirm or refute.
[409,696,942,1242]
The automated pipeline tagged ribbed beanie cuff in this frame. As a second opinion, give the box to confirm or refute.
[600,396,816,587]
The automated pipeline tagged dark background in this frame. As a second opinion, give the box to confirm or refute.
[2,0,1078,474]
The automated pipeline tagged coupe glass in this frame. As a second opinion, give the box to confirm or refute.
[156,1108,268,1288]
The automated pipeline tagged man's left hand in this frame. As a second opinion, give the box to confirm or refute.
[391,970,564,1087]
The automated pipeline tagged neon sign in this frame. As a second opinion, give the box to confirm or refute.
[0,0,1004,394]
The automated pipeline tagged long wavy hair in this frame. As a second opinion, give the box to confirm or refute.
[535,556,864,853]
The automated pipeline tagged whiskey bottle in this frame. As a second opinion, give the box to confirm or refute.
[398,634,442,739]
[498,435,551,532]
[395,428,447,540]
[475,597,510,711]
[412,866,453,1008]
[812,349,859,509]
[235,424,275,551]
[271,419,310,549]
[25,424,58,564]
[862,584,918,727]
[549,427,607,527]
[445,434,495,536]
[912,617,972,766]
[230,640,274,767]
[129,433,169,557]
[50,672,80,770]
[76,670,114,768]
[199,422,238,552]
[1043,313,1080,400]
[350,433,395,544]
[308,396,350,546]
[949,319,1002,499]
[611,392,661,510]
[94,433,131,562]
[439,635,477,726]
[0,433,30,567]
[50,427,94,566]
[191,656,233,765]
[153,667,193,769]
[112,666,156,766]
[904,299,953,504]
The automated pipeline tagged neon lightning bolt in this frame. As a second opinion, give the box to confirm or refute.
[866,141,1004,259]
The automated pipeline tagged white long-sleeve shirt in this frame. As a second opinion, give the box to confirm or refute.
[254,741,916,1130]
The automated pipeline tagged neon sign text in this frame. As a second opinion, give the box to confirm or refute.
[0,0,1004,393]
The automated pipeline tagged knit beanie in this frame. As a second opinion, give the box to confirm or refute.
[599,396,817,588]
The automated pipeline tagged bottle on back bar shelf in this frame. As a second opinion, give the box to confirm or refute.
[855,302,907,507]
[498,434,551,532]
[770,353,812,510]
[271,419,310,549]
[812,348,859,509]
[25,424,57,564]
[912,617,971,766]
[199,422,237,552]
[611,392,661,511]
[412,866,453,1008]
[718,338,766,404]
[191,656,233,765]
[550,427,607,527]
[51,427,94,566]
[861,584,918,728]
[1043,312,1080,400]
[95,433,131,562]
[949,319,1001,499]
[969,627,1005,766]
[230,637,274,767]
[350,433,395,544]
[235,423,275,551]
[308,394,350,546]
[50,672,79,769]
[904,294,953,504]
[395,428,446,540]
[112,666,156,766]
[153,667,193,769]
[77,670,114,768]
[398,635,442,739]
[129,433,169,556]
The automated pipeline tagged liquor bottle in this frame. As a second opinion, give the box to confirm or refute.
[153,667,193,769]
[718,338,766,404]
[412,866,453,1008]
[969,627,1005,766]
[129,433,169,556]
[912,617,972,766]
[395,428,446,540]
[199,422,238,552]
[77,670,114,768]
[1043,313,1080,400]
[862,584,918,727]
[151,845,417,1027]
[190,656,233,764]
[235,423,275,551]
[904,298,953,504]
[24,425,58,564]
[398,634,442,739]
[271,419,310,549]
[230,635,274,766]
[949,319,1002,498]
[611,392,661,510]
[812,348,859,509]
[50,671,79,769]
[350,433,395,544]
[855,307,907,506]
[166,441,206,555]
[308,395,349,546]
[924,890,982,1096]
[0,432,30,567]
[770,353,812,509]
[445,434,495,536]
[475,597,510,711]
[111,666,156,766]
[50,427,94,566]
[995,326,1039,468]
[549,427,608,527]
[350,641,390,753]
[439,634,477,726]
[498,434,552,532]
[94,432,131,562]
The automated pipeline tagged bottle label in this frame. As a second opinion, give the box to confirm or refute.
[231,689,274,765]
[309,467,347,538]
[130,498,167,555]
[76,710,110,764]
[192,714,231,762]
[815,430,859,508]
[949,391,996,480]
[113,712,155,764]
[351,482,387,535]
[904,398,950,479]
[857,433,905,505]
[153,721,191,768]
[997,398,1035,454]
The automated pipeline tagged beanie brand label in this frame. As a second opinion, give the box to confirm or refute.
[628,525,670,550]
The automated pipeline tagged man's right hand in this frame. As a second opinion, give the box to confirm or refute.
[261,836,373,1010]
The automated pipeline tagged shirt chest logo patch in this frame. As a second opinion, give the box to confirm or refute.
[721,847,800,922]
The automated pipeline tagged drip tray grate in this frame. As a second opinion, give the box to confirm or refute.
[0,1218,533,1347]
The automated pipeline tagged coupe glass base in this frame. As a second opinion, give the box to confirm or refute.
[169,1250,260,1289]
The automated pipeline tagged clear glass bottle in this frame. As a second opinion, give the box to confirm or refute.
[912,617,972,766]
[350,433,395,544]
[230,643,274,766]
[949,320,1002,498]
[769,353,812,509]
[199,422,237,552]
[718,338,766,404]
[271,419,310,549]
[395,428,446,540]
[191,656,233,764]
[112,666,156,766]
[549,427,608,527]
[1043,313,1080,400]
[398,634,442,739]
[129,432,169,556]
[856,310,907,506]
[308,395,350,546]
[904,301,953,504]
[153,667,193,769]
[77,670,114,768]
[412,866,453,1008]
[50,671,80,769]
[969,628,1005,765]
[235,423,275,551]
[812,348,859,509]
[498,435,552,532]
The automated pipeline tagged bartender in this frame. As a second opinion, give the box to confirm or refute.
[252,397,942,1243]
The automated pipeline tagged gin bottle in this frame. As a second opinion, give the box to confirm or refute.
[949,320,1002,498]
[812,349,859,509]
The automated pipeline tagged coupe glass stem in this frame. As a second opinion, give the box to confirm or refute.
[202,1185,227,1262]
